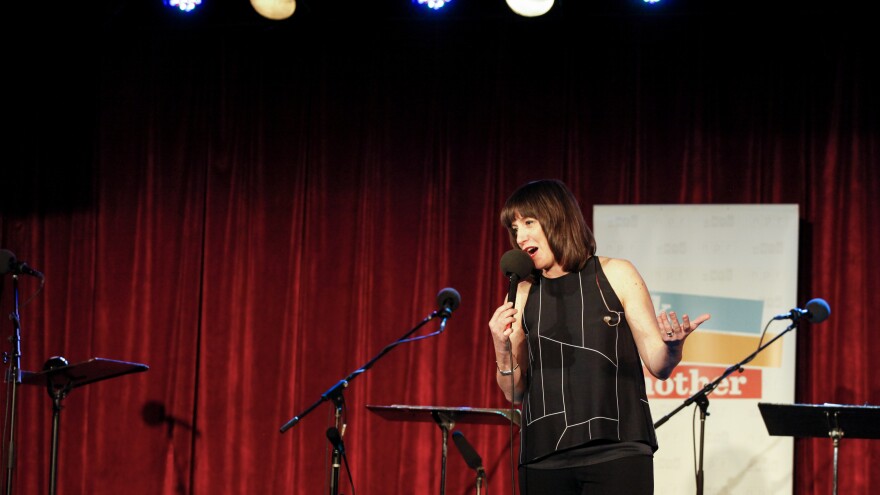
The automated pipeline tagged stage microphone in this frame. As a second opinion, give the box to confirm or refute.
[326,427,345,455]
[436,287,461,318]
[500,249,534,304]
[773,298,831,324]
[452,431,485,474]
[0,249,44,279]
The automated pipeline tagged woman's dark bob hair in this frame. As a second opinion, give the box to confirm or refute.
[500,179,597,273]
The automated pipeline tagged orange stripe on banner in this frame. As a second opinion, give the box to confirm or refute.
[681,331,783,368]
[645,365,763,399]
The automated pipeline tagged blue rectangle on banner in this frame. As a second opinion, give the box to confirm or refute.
[652,292,764,335]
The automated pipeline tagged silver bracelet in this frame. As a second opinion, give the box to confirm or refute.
[496,361,519,376]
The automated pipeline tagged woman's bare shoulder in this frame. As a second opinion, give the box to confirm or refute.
[598,256,636,273]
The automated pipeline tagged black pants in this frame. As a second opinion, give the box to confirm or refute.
[518,455,653,495]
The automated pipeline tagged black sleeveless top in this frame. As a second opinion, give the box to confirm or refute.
[520,256,658,465]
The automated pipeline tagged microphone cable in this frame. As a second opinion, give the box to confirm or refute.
[505,342,517,495]
[508,371,516,495]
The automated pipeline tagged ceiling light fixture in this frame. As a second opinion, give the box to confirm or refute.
[251,0,297,20]
[415,0,452,11]
[505,0,555,17]
[165,0,203,13]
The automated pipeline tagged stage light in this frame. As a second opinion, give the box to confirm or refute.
[505,0,554,17]
[644,0,661,4]
[251,0,297,20]
[415,0,452,10]
[164,0,202,13]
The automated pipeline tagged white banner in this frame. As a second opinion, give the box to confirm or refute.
[594,204,799,495]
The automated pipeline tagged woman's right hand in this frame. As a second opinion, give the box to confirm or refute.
[488,301,517,351]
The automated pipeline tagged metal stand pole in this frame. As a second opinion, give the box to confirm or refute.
[827,411,843,495]
[695,394,708,495]
[44,356,72,495]
[48,393,63,495]
[431,411,454,495]
[329,401,343,495]
[474,467,484,495]
[4,276,23,495]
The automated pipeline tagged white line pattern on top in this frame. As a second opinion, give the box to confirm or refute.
[523,270,624,446]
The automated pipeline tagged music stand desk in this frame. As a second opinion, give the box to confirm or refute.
[758,402,880,495]
[21,357,149,495]
[21,357,149,389]
[367,404,520,495]
[367,404,520,427]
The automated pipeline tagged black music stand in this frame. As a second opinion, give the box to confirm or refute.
[21,357,149,495]
[758,402,880,495]
[367,405,520,495]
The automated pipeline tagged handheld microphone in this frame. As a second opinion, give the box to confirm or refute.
[499,249,534,304]
[452,431,485,474]
[773,298,831,324]
[436,287,461,318]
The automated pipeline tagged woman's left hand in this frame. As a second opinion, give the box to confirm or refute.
[657,311,711,344]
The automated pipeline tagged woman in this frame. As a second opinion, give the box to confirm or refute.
[488,179,710,494]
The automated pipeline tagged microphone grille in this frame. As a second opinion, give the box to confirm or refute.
[500,249,534,280]
[805,298,831,324]
[436,287,461,312]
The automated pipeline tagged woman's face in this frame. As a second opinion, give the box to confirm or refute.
[511,213,564,277]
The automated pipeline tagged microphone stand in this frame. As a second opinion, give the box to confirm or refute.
[280,309,452,495]
[432,411,454,495]
[653,319,800,495]
[3,275,23,495]
[46,365,73,495]
[328,402,343,495]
